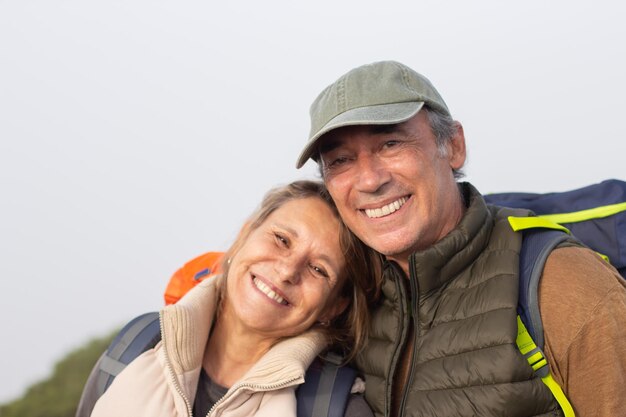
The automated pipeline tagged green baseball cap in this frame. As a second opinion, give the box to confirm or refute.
[296,60,451,168]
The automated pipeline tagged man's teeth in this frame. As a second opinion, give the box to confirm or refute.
[253,277,287,305]
[364,197,408,219]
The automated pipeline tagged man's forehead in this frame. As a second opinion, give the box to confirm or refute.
[318,123,404,154]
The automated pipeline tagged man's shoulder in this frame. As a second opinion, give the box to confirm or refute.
[541,246,625,301]
[539,246,626,352]
[538,245,626,414]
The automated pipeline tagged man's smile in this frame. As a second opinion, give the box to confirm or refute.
[362,196,409,219]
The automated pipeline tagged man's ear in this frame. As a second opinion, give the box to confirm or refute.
[320,296,350,323]
[448,121,467,170]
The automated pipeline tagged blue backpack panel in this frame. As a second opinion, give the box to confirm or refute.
[485,179,626,279]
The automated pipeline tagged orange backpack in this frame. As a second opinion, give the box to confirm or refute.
[163,251,225,305]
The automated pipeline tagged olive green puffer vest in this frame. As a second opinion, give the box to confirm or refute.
[356,183,562,417]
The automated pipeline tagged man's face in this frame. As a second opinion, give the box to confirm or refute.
[319,110,466,269]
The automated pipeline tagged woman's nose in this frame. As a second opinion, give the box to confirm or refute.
[274,257,302,285]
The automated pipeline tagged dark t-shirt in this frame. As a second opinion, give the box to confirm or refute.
[193,368,229,417]
[192,368,373,417]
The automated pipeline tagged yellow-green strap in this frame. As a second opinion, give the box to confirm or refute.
[508,216,570,233]
[538,202,625,263]
[508,216,611,263]
[540,201,626,224]
[516,316,576,417]
[508,200,626,232]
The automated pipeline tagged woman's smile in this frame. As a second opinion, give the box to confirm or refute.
[251,274,290,306]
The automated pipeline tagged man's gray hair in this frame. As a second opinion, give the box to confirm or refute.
[425,106,465,180]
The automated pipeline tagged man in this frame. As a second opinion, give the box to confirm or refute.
[296,60,626,417]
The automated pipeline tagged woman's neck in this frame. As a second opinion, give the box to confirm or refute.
[202,307,277,387]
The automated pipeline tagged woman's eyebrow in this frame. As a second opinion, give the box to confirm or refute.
[273,223,298,237]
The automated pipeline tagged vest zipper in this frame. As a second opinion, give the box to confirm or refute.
[384,262,411,417]
[398,256,420,417]
[159,312,194,417]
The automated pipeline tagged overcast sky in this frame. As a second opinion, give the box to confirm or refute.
[1,0,625,404]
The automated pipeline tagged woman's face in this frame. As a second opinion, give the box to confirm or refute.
[225,197,348,340]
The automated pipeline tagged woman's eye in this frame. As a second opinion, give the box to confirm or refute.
[274,233,289,247]
[310,263,329,278]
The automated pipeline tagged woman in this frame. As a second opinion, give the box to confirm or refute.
[86,180,380,417]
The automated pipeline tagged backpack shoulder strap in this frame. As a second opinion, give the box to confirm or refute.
[516,317,576,417]
[297,353,357,417]
[517,227,573,348]
[76,312,161,417]
[96,311,161,393]
[514,225,578,417]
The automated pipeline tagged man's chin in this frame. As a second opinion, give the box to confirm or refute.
[363,237,415,260]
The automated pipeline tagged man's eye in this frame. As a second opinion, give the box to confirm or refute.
[323,155,352,174]
[327,156,348,167]
[383,140,400,148]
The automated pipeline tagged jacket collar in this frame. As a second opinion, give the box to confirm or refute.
[160,275,328,390]
[408,182,494,294]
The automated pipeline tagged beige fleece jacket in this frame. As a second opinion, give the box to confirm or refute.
[91,275,328,417]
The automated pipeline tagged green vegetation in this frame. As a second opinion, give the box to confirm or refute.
[0,331,116,417]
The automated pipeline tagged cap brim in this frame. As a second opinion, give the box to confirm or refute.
[296,101,424,168]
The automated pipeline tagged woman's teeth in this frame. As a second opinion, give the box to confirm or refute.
[253,277,287,305]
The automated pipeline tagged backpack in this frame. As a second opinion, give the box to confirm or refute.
[484,178,626,417]
[484,179,626,343]
[164,251,224,305]
[485,179,626,279]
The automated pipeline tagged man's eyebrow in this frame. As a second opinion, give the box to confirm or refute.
[318,124,402,155]
[318,137,341,155]
[370,124,400,135]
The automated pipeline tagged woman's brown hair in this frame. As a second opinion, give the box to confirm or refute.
[221,180,381,361]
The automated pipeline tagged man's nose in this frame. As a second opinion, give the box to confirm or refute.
[355,154,391,193]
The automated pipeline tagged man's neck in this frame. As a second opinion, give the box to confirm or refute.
[392,257,410,277]
[389,188,467,277]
